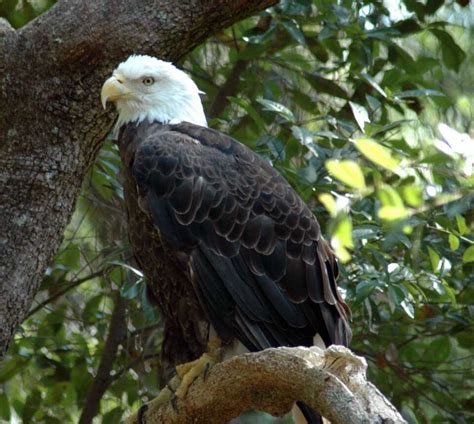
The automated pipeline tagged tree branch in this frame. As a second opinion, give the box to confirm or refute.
[78,292,127,424]
[26,268,110,319]
[125,345,406,424]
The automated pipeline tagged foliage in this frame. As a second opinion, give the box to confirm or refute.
[1,1,473,423]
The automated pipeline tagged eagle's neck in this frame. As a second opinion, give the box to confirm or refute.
[113,94,207,137]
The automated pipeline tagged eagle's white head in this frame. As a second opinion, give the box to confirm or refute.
[101,55,207,134]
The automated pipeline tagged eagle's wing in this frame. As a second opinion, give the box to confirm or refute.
[132,122,351,351]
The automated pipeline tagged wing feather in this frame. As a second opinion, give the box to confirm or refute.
[131,122,351,349]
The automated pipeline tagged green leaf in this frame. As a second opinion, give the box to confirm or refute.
[462,245,474,263]
[355,280,377,302]
[400,299,415,319]
[71,358,93,402]
[401,185,423,207]
[257,98,295,122]
[82,294,104,324]
[431,28,467,72]
[326,160,366,190]
[228,97,266,131]
[360,73,387,98]
[394,18,422,36]
[22,389,41,423]
[456,215,468,235]
[426,0,444,15]
[378,206,409,221]
[0,392,10,421]
[377,186,409,221]
[121,278,143,300]
[354,138,399,170]
[378,186,404,207]
[428,337,451,362]
[102,407,123,424]
[281,19,306,45]
[292,126,318,156]
[305,73,348,99]
[349,102,370,132]
[448,234,460,251]
[0,358,29,383]
[352,225,379,241]
[318,193,337,216]
[55,244,81,271]
[332,214,354,263]
[428,246,440,273]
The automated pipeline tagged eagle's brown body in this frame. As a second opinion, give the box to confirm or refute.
[118,120,351,374]
[119,123,209,373]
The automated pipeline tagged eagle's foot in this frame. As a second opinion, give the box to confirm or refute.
[136,381,177,422]
[174,338,221,399]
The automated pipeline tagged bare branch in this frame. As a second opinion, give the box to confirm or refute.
[125,346,406,424]
[79,292,127,424]
[26,268,110,319]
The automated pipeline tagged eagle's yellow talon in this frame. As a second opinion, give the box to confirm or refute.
[174,339,221,398]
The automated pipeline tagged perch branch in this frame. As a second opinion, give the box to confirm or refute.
[125,345,406,424]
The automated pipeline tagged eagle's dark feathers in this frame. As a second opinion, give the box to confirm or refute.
[122,121,351,355]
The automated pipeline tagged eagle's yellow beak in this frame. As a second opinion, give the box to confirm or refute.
[100,75,131,109]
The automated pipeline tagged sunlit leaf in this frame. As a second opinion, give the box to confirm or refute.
[401,185,423,207]
[462,245,474,263]
[456,215,468,235]
[318,193,337,216]
[448,234,460,251]
[378,206,409,221]
[378,186,404,207]
[332,215,353,263]
[326,159,366,189]
[428,246,440,273]
[355,138,399,170]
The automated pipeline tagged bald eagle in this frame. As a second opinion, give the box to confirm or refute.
[101,55,351,423]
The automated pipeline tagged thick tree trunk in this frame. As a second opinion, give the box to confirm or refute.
[0,0,277,359]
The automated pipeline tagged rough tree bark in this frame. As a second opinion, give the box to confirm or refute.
[125,346,407,424]
[0,0,277,359]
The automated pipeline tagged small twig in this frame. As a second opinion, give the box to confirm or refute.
[26,268,110,319]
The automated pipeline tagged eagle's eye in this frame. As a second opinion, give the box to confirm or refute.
[142,76,155,86]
